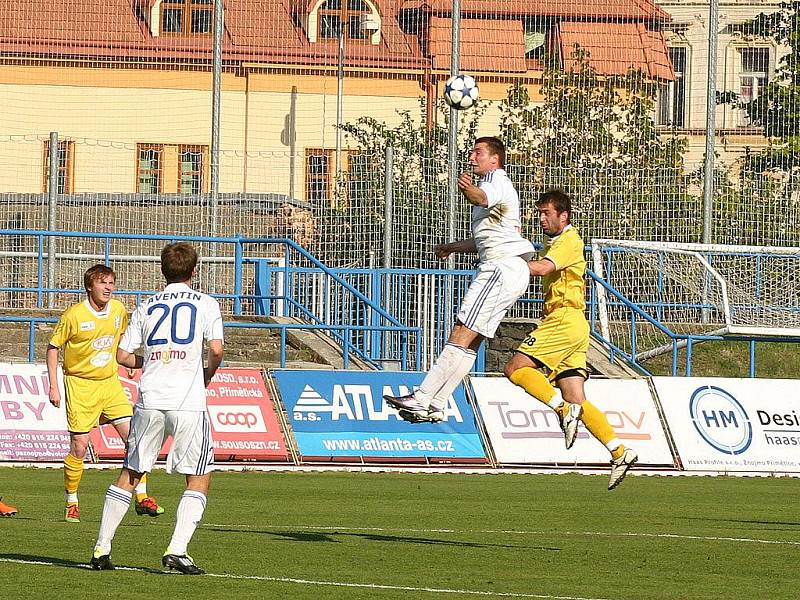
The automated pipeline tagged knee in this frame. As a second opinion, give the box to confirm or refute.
[503,362,518,380]
[69,440,88,459]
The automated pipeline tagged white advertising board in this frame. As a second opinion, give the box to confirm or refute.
[472,377,675,466]
[653,377,800,472]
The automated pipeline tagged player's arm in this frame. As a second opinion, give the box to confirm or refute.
[204,340,224,387]
[45,344,61,408]
[457,173,488,207]
[435,238,477,260]
[529,257,556,278]
[116,348,144,370]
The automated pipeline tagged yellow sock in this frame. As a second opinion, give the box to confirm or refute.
[580,400,623,456]
[63,453,84,503]
[509,367,562,409]
[136,474,149,502]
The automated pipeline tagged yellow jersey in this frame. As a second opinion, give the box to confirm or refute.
[540,225,586,316]
[49,298,128,380]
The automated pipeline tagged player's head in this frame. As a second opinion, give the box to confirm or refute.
[469,136,505,174]
[83,264,116,308]
[536,189,571,237]
[161,242,197,283]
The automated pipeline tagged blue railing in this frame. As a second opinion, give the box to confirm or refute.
[0,230,422,370]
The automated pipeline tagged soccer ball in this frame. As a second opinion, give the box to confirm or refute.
[444,74,479,110]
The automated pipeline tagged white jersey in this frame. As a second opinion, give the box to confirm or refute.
[119,282,224,412]
[471,169,535,263]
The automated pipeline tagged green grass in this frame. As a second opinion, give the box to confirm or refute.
[1,467,799,599]
[643,341,800,378]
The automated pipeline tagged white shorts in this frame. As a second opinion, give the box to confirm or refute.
[456,256,530,338]
[125,408,214,476]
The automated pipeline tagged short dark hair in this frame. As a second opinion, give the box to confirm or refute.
[537,189,572,218]
[84,264,115,291]
[160,242,197,283]
[475,136,505,168]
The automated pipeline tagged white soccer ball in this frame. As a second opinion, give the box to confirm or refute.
[444,74,479,110]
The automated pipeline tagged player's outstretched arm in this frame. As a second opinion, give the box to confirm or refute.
[45,344,61,408]
[528,257,556,278]
[435,238,477,260]
[204,340,224,387]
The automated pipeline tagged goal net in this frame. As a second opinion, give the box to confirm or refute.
[591,239,800,361]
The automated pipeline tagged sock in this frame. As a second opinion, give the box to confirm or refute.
[429,347,477,410]
[416,344,471,406]
[167,491,207,556]
[95,485,133,553]
[580,400,622,456]
[509,367,564,409]
[64,453,84,504]
[135,474,149,502]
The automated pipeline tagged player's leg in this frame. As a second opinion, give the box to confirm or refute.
[92,408,164,569]
[162,410,213,575]
[105,378,164,516]
[62,376,102,522]
[424,257,531,417]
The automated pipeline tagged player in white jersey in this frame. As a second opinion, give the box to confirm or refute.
[90,242,224,575]
[385,136,534,422]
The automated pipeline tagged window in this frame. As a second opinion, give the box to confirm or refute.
[317,0,372,41]
[137,144,162,194]
[161,0,213,35]
[657,47,687,127]
[306,149,333,203]
[179,145,204,194]
[136,143,207,193]
[43,140,74,193]
[739,47,769,104]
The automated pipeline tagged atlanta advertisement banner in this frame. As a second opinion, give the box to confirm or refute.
[653,377,800,472]
[272,370,487,461]
[472,376,674,466]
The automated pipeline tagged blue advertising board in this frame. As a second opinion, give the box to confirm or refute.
[272,370,487,460]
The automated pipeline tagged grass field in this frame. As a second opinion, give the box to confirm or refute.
[1,466,798,600]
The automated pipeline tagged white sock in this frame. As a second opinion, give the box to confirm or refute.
[416,344,472,406]
[95,485,132,553]
[167,491,207,556]
[65,492,78,504]
[428,346,477,411]
[134,480,147,496]
[547,389,564,410]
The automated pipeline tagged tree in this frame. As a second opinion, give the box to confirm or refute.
[499,47,697,242]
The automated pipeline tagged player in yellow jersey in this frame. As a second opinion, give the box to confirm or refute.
[46,264,163,521]
[504,190,638,490]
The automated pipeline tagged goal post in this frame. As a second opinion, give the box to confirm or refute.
[591,239,800,361]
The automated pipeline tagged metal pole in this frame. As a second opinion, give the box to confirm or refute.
[383,144,393,269]
[210,0,224,290]
[47,131,58,308]
[702,0,719,244]
[289,86,298,201]
[336,25,345,179]
[446,0,461,270]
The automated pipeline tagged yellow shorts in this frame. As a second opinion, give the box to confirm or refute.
[516,308,590,381]
[64,375,133,434]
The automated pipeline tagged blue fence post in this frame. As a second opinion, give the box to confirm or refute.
[36,235,44,308]
[686,338,693,376]
[749,340,756,378]
[370,270,382,363]
[28,321,36,361]
[104,238,111,265]
[233,238,243,316]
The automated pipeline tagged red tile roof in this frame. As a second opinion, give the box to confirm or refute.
[558,21,674,80]
[427,16,527,73]
[402,0,669,21]
[0,0,670,78]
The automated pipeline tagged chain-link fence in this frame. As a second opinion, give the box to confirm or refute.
[0,0,798,295]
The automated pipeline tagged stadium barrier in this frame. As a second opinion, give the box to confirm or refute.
[4,364,799,474]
